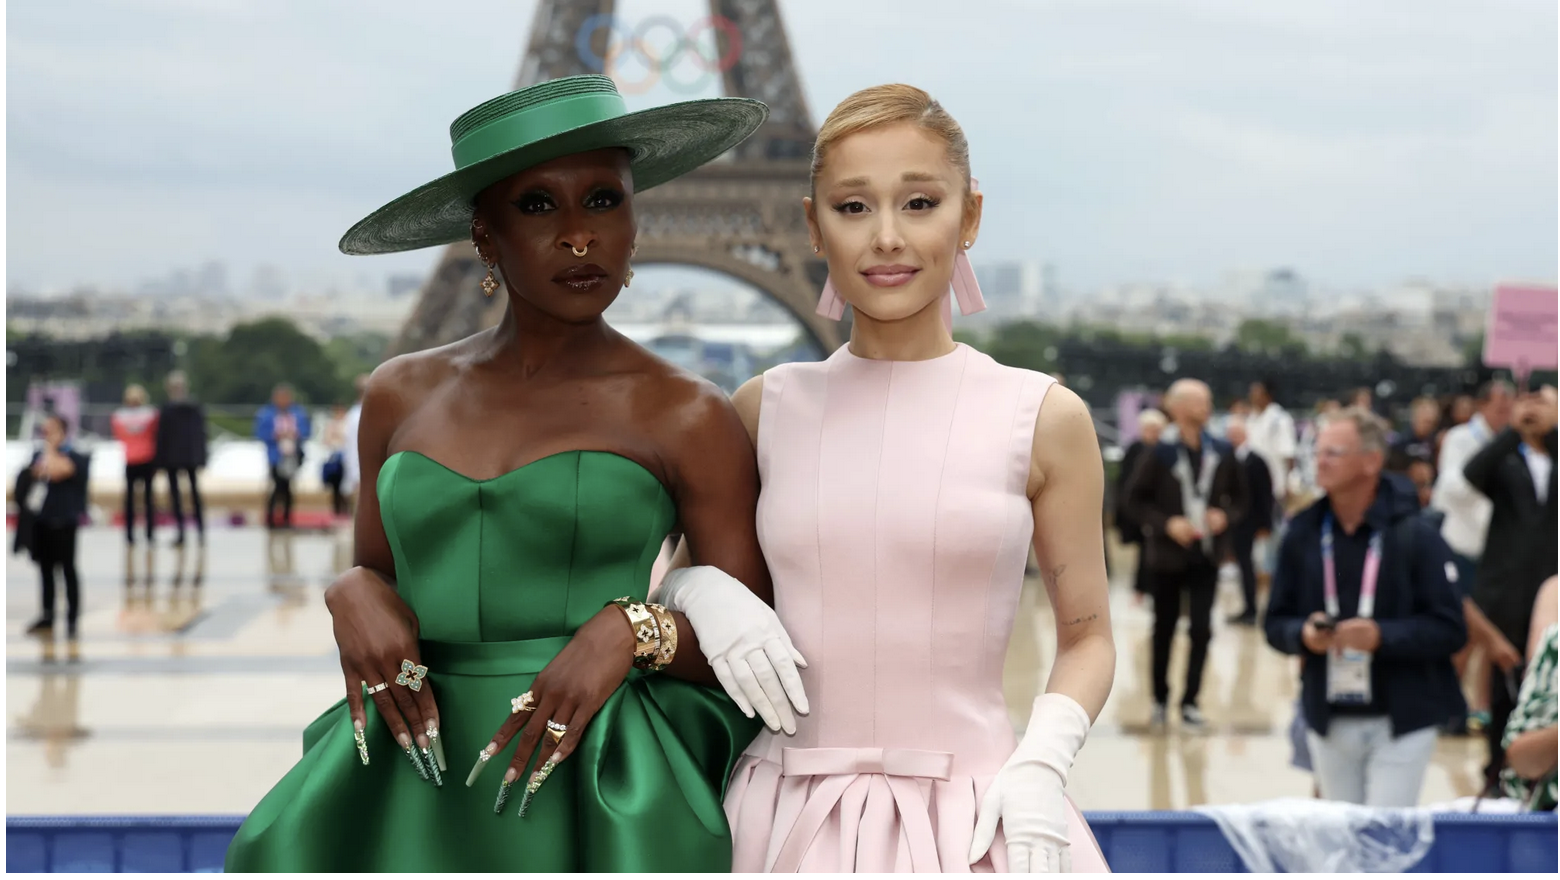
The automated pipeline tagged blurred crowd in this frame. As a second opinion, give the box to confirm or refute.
[1116,376,1558,811]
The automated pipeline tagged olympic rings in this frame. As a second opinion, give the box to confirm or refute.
[574,13,745,96]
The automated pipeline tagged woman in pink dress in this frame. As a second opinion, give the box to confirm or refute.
[658,84,1115,872]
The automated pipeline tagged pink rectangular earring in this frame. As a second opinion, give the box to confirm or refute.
[813,244,846,320]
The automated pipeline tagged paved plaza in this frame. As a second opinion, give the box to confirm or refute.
[6,526,1487,815]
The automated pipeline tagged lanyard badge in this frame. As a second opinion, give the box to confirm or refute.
[1322,512,1382,706]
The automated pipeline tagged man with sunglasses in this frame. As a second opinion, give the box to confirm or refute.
[1265,407,1466,807]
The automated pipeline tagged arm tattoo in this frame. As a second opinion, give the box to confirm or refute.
[1046,565,1097,625]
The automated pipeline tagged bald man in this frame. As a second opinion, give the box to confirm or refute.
[1124,379,1250,730]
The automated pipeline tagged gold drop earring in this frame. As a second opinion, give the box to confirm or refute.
[480,259,498,297]
[625,243,637,288]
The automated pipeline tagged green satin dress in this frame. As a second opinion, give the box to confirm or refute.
[226,450,761,872]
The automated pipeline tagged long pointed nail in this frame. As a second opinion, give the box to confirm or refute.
[400,734,430,781]
[427,721,448,772]
[422,746,443,786]
[493,777,514,814]
[353,721,370,766]
[466,745,495,787]
[518,756,559,819]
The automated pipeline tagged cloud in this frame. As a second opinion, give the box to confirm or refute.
[6,0,1556,293]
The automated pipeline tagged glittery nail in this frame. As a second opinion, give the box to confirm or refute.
[493,778,514,814]
[517,758,558,818]
[352,724,370,766]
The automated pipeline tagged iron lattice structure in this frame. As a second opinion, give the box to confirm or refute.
[390,0,843,357]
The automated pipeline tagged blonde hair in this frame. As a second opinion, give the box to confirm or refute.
[123,384,148,407]
[811,84,974,213]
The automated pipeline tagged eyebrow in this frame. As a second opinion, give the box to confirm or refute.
[832,171,943,188]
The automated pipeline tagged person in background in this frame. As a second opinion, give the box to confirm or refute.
[21,414,91,640]
[1407,460,1436,511]
[1124,378,1248,731]
[112,384,159,545]
[1264,407,1465,807]
[1294,399,1342,503]
[1432,380,1515,733]
[320,404,350,518]
[255,384,311,531]
[1226,416,1274,626]
[340,374,369,509]
[1388,396,1441,475]
[1214,398,1251,440]
[1501,576,1557,810]
[1247,378,1296,505]
[1464,385,1558,789]
[1117,409,1167,601]
[1351,386,1375,414]
[156,370,209,546]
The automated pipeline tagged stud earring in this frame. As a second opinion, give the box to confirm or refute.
[480,261,498,297]
[812,245,820,254]
[963,241,972,249]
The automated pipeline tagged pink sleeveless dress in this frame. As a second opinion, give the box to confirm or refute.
[725,343,1109,873]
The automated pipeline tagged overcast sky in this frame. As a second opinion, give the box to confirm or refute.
[7,0,1557,295]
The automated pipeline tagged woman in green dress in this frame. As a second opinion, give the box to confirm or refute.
[225,75,800,872]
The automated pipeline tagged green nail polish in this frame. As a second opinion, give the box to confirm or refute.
[494,778,514,813]
[517,759,558,818]
[353,727,370,766]
[405,744,430,781]
[466,749,493,787]
[428,726,448,772]
[423,746,444,787]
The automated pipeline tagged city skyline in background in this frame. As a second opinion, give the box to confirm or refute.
[6,0,1557,297]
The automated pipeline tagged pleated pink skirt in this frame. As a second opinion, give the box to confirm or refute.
[726,753,1110,873]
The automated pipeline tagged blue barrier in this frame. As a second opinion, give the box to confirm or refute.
[6,812,1556,872]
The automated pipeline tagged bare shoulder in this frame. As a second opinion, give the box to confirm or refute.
[616,344,748,446]
[360,339,466,429]
[1029,383,1102,497]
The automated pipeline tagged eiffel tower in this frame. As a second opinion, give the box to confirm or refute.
[389,0,844,357]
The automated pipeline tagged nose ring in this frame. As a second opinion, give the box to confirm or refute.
[571,245,589,258]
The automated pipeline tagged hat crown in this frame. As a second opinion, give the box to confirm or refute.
[449,75,621,145]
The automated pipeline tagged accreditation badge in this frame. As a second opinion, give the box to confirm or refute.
[1326,647,1373,705]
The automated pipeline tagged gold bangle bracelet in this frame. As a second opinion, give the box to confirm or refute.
[607,597,660,665]
[645,603,678,671]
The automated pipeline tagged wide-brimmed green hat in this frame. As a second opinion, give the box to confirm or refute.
[339,75,768,255]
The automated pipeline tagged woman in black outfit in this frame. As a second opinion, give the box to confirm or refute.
[157,371,209,545]
[21,414,91,639]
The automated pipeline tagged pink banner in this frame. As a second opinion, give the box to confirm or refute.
[1483,283,1558,376]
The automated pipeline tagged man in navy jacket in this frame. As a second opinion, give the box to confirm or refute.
[1265,407,1465,807]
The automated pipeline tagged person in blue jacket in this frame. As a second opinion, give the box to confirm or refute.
[1265,407,1466,807]
[254,384,311,530]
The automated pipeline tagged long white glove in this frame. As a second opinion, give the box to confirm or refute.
[970,693,1091,873]
[657,566,809,734]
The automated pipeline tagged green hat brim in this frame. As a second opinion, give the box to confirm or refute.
[339,97,768,256]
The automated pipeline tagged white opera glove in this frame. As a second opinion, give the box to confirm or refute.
[970,693,1092,873]
[657,566,809,734]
